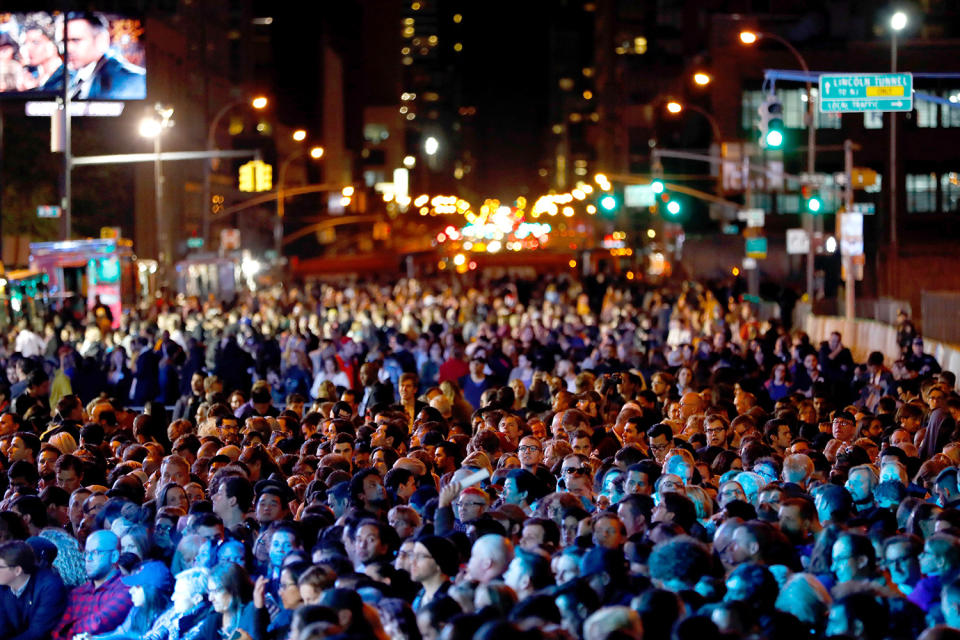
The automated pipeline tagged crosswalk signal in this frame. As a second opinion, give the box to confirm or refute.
[758,95,784,149]
[238,163,255,192]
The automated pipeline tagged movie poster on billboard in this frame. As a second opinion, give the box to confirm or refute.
[0,11,146,100]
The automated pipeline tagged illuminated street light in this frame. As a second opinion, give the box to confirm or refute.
[309,146,324,159]
[403,155,416,168]
[666,101,683,114]
[292,129,307,142]
[138,118,162,138]
[251,96,268,109]
[890,10,908,31]
[693,72,711,86]
[424,136,439,155]
[739,30,758,44]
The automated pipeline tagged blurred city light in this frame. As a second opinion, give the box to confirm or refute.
[693,72,711,86]
[292,129,307,141]
[739,31,758,44]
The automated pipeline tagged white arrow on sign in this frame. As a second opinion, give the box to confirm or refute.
[825,81,831,92]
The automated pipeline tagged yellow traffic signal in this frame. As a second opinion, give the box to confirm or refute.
[255,162,273,191]
[239,162,255,192]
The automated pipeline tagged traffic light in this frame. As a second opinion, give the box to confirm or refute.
[651,180,665,194]
[666,200,681,217]
[801,185,822,213]
[238,162,255,192]
[758,94,784,149]
[600,194,618,212]
[254,162,273,191]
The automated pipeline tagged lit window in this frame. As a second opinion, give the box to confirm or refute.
[941,90,960,128]
[906,173,937,213]
[864,112,883,129]
[917,98,938,128]
[942,172,960,212]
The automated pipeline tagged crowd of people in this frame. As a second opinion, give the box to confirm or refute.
[0,273,957,640]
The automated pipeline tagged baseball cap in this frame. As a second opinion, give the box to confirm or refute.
[122,560,174,593]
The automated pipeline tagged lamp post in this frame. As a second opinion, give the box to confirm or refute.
[139,103,174,275]
[741,30,818,301]
[665,101,722,143]
[276,143,324,258]
[889,11,907,259]
[202,96,268,249]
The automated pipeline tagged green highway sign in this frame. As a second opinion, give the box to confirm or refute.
[745,236,767,259]
[819,73,913,113]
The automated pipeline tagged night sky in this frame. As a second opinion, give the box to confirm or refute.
[270,1,553,199]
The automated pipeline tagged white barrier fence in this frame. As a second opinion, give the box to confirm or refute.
[804,315,960,392]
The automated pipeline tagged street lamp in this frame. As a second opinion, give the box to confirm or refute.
[424,136,439,156]
[889,10,907,253]
[140,104,174,273]
[202,95,268,249]
[740,29,818,300]
[292,129,307,142]
[693,72,712,86]
[276,141,324,258]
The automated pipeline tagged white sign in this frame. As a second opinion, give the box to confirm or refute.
[738,208,765,228]
[742,257,758,270]
[624,184,656,207]
[839,213,864,256]
[26,101,125,117]
[220,228,241,251]
[786,228,810,255]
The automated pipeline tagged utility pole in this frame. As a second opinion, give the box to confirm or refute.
[843,139,856,321]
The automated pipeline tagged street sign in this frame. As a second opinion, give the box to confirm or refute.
[220,228,240,251]
[839,213,864,257]
[624,184,656,207]
[745,237,767,259]
[819,72,913,113]
[742,257,758,270]
[786,228,809,255]
[852,202,875,215]
[738,208,765,228]
[722,224,739,235]
[186,237,204,249]
[37,205,61,218]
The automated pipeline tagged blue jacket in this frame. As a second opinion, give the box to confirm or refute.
[0,568,69,640]
[82,52,146,100]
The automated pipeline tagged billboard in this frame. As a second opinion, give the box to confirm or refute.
[0,11,145,100]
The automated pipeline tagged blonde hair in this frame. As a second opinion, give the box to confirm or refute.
[49,432,78,455]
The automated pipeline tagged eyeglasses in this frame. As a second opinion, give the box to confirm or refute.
[518,445,541,453]
[705,427,725,434]
[155,524,173,534]
[563,467,589,476]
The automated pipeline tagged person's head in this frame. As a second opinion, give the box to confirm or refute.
[169,566,209,614]
[502,547,554,600]
[466,533,514,583]
[778,497,819,544]
[883,534,923,588]
[704,415,729,449]
[503,468,540,508]
[267,522,302,569]
[207,561,253,614]
[592,513,627,550]
[388,505,422,541]
[647,423,673,463]
[825,591,889,640]
[831,531,877,583]
[410,535,459,584]
[160,455,191,487]
[921,533,960,579]
[212,476,253,520]
[724,562,779,612]
[84,529,120,581]
[625,461,659,497]
[354,519,389,564]
[66,12,110,69]
[0,540,36,588]
[845,464,879,504]
[831,411,857,443]
[54,454,84,494]
[517,436,543,469]
[941,576,960,630]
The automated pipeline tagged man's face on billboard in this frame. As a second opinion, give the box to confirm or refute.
[67,20,105,69]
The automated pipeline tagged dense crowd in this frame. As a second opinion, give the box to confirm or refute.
[0,273,958,640]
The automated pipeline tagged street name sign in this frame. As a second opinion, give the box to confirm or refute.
[819,73,913,113]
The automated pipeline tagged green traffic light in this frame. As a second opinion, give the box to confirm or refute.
[807,197,822,213]
[765,129,784,148]
[651,180,665,194]
[600,195,617,211]
[666,200,681,216]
